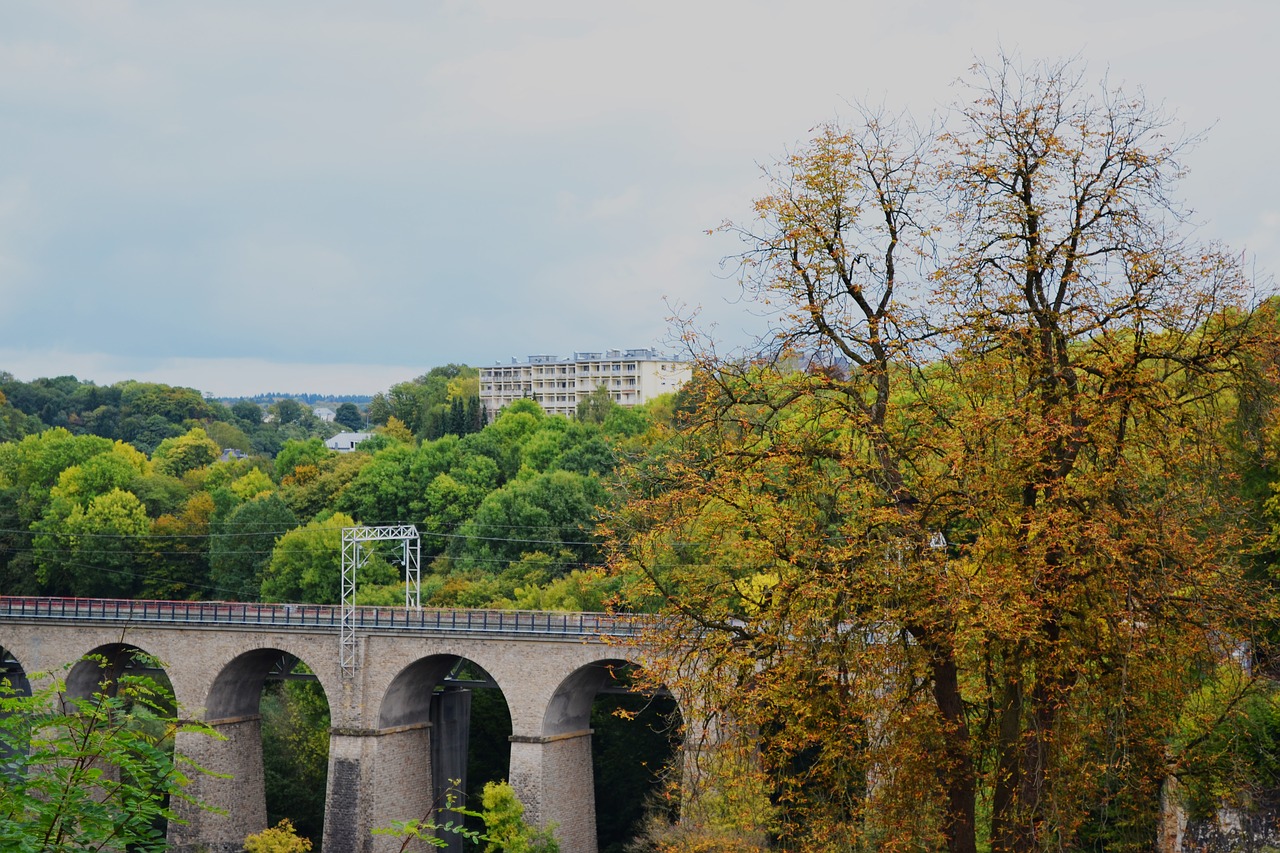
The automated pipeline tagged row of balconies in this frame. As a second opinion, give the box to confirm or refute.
[481,361,652,380]
[482,378,639,392]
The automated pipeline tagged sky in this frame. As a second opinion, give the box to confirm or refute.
[0,1,1276,398]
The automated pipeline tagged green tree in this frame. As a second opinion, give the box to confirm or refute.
[0,386,41,442]
[519,420,570,473]
[227,468,276,503]
[129,470,191,519]
[204,419,253,454]
[43,441,149,505]
[420,468,496,558]
[260,680,331,846]
[35,487,151,597]
[386,382,429,434]
[479,781,559,853]
[30,443,153,597]
[279,452,371,523]
[553,436,615,478]
[380,416,416,445]
[575,384,616,424]
[337,444,422,525]
[0,656,216,853]
[152,427,220,478]
[366,392,393,427]
[374,780,555,853]
[458,470,605,573]
[334,402,364,431]
[245,819,312,853]
[118,380,216,423]
[260,511,358,604]
[458,401,546,484]
[0,429,115,594]
[1171,666,1280,821]
[120,413,183,455]
[232,399,265,428]
[0,428,114,519]
[271,398,305,426]
[275,437,330,481]
[208,494,298,600]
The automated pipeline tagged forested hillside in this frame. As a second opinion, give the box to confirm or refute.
[0,365,676,851]
[0,371,340,456]
[0,368,655,612]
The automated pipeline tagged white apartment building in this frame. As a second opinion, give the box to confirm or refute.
[479,348,691,419]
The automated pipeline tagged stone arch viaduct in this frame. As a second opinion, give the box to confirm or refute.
[0,597,680,853]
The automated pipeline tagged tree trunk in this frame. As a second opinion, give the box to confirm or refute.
[932,649,978,853]
[991,671,1024,853]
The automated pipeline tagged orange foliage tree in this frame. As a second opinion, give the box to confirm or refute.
[609,56,1272,853]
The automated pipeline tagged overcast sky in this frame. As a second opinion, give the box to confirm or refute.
[1,1,1275,398]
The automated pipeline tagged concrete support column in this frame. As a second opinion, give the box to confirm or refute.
[508,730,597,853]
[169,716,267,853]
[323,725,434,853]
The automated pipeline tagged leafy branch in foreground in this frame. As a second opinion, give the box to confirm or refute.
[0,654,220,853]
[375,780,558,852]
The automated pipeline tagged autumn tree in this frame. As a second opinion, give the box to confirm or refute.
[610,56,1268,853]
[144,491,216,599]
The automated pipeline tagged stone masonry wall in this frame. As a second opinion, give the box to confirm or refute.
[170,717,268,853]
[509,731,597,853]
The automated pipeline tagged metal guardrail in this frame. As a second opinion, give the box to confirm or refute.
[0,596,644,640]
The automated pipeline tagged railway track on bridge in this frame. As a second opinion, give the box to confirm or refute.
[0,595,644,640]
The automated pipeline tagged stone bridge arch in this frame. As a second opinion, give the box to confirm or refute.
[0,644,32,772]
[0,625,211,715]
[515,657,684,853]
[329,640,521,853]
[64,641,174,706]
[0,643,31,697]
[171,637,337,853]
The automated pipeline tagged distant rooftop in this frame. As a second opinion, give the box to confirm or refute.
[496,348,680,365]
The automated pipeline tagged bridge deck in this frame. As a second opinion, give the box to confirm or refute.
[0,596,642,640]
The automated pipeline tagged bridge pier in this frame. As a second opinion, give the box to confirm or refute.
[324,724,435,853]
[169,716,269,853]
[0,600,674,853]
[509,730,598,853]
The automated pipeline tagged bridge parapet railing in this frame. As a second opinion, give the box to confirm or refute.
[0,596,645,640]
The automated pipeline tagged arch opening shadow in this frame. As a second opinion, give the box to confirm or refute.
[207,647,333,848]
[547,660,683,853]
[0,644,30,697]
[0,644,32,773]
[65,642,176,713]
[65,643,180,842]
[378,654,513,847]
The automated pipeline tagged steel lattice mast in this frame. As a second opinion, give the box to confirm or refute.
[340,525,421,677]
